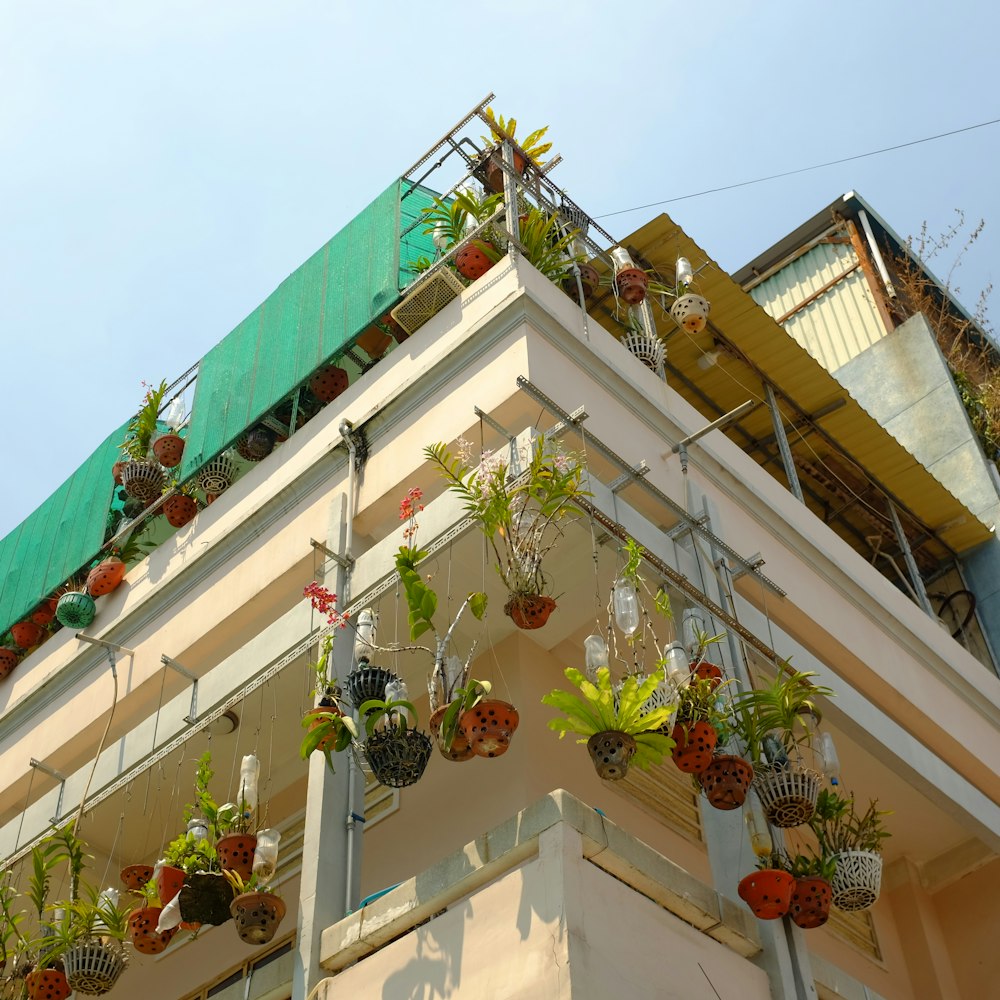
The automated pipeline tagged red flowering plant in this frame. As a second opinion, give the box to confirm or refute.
[303,581,350,702]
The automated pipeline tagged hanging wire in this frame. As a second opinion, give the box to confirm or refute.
[72,664,120,837]
[142,662,170,815]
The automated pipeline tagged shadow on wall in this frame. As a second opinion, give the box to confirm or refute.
[380,899,470,1000]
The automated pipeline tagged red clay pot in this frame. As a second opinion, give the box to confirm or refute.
[305,703,345,754]
[25,968,71,1000]
[10,621,45,649]
[699,754,754,810]
[164,494,198,528]
[458,700,519,758]
[671,720,718,774]
[381,313,408,344]
[691,661,723,689]
[152,433,185,468]
[128,907,177,955]
[738,869,795,920]
[789,876,833,929]
[112,460,125,485]
[120,864,154,891]
[0,648,19,679]
[87,557,127,597]
[308,365,350,403]
[428,705,475,762]
[455,242,497,281]
[485,150,526,193]
[30,605,55,627]
[613,267,649,305]
[503,594,556,630]
[156,864,186,906]
[563,262,601,300]
[217,834,257,879]
[356,325,393,359]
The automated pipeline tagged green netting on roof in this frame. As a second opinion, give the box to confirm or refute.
[0,422,127,632]
[398,182,439,287]
[180,179,411,478]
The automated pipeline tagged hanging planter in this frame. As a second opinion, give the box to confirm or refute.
[737,869,795,920]
[613,267,649,306]
[217,834,257,879]
[455,241,498,281]
[31,598,59,627]
[230,891,286,946]
[155,864,186,906]
[753,761,821,828]
[621,326,665,374]
[25,969,72,1000]
[62,941,127,996]
[151,432,185,468]
[428,705,476,762]
[164,494,198,528]
[112,460,126,486]
[346,665,399,709]
[670,293,711,334]
[789,876,833,929]
[364,725,432,788]
[587,731,637,780]
[671,721,717,774]
[308,365,350,404]
[503,594,557,630]
[356,324,393,360]
[691,660,723,688]
[458,700,519,758]
[10,620,45,649]
[128,907,177,955]
[179,872,235,926]
[236,426,277,462]
[830,850,883,912]
[0,646,20,679]
[197,453,237,495]
[120,864,154,892]
[563,262,601,300]
[698,754,754,810]
[55,591,96,630]
[86,557,127,598]
[120,459,167,504]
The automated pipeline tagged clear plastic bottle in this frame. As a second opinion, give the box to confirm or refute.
[238,754,259,818]
[819,731,841,785]
[662,642,689,685]
[186,816,209,842]
[612,583,640,635]
[252,829,281,882]
[353,609,378,664]
[745,809,773,859]
[584,634,609,677]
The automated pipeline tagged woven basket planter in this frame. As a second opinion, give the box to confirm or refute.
[364,727,432,788]
[346,665,399,708]
[621,329,665,375]
[120,459,166,503]
[55,591,96,629]
[831,850,883,912]
[670,293,711,334]
[587,731,637,781]
[753,761,821,828]
[390,268,465,335]
[236,426,277,461]
[63,940,127,996]
[197,453,237,495]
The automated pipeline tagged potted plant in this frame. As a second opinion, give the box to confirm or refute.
[52,886,132,997]
[358,695,432,789]
[686,624,727,688]
[223,871,286,946]
[431,679,520,761]
[730,670,833,827]
[426,433,589,629]
[420,190,505,281]
[477,109,552,193]
[671,676,726,775]
[85,530,150,599]
[162,480,199,529]
[698,751,755,811]
[514,208,585,284]
[127,881,177,955]
[787,854,836,929]
[810,789,891,912]
[235,425,278,461]
[737,852,796,921]
[668,256,711,334]
[543,665,675,781]
[298,634,358,773]
[119,380,169,503]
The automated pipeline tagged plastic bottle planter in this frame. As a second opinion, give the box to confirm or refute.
[428,705,476,762]
[231,891,286,946]
[455,242,497,281]
[830,850,883,912]
[752,761,821,827]
[119,864,154,892]
[587,731,637,781]
[698,754,754,810]
[197,453,237,495]
[86,558,127,598]
[0,647,20,679]
[737,869,795,920]
[235,427,277,462]
[670,293,711,334]
[789,876,833,929]
[503,594,556,630]
[55,591,97,630]
[613,267,649,305]
[458,701,519,758]
[363,727,433,788]
[25,968,72,1000]
[120,459,167,504]
[670,721,718,774]
[63,940,128,996]
[345,665,399,709]
[179,872,235,926]
[127,907,178,955]
[10,620,45,649]
[164,494,198,528]
[151,432,185,468]
[217,834,258,880]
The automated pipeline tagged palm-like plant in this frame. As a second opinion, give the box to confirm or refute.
[810,789,891,856]
[515,209,584,282]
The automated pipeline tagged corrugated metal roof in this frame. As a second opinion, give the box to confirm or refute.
[613,214,992,557]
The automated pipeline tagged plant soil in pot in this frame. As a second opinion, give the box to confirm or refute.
[120,864,154,892]
[55,591,96,629]
[25,968,72,1000]
[789,876,833,929]
[164,494,198,528]
[179,871,234,926]
[10,620,45,649]
[120,459,167,503]
[63,940,127,996]
[0,647,19,679]
[308,365,350,404]
[503,594,556,630]
[459,700,519,758]
[699,754,754,810]
[217,834,258,879]
[753,761,821,828]
[670,293,710,334]
[671,720,718,774]
[86,557,127,597]
[231,891,286,945]
[455,242,497,281]
[152,432,185,468]
[738,870,795,920]
[236,426,277,461]
[613,267,649,305]
[587,731,637,780]
[831,850,883,912]
[156,864,186,906]
[346,665,399,708]
[428,705,475,762]
[364,728,432,788]
[128,907,177,955]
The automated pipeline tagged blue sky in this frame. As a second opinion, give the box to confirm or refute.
[2,0,998,537]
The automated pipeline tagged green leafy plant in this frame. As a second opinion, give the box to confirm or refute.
[809,789,891,856]
[675,675,731,738]
[120,380,169,461]
[299,707,358,772]
[420,190,504,256]
[513,208,584,282]
[438,679,491,751]
[357,697,419,738]
[221,869,276,897]
[542,666,675,770]
[788,853,837,881]
[481,109,552,167]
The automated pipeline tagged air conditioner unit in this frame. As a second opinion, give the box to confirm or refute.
[390,268,465,335]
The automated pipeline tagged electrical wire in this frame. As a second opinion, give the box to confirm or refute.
[595,116,1000,220]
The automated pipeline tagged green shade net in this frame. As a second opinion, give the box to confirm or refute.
[0,422,127,632]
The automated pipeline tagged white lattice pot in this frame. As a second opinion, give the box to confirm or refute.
[197,453,237,495]
[752,761,821,827]
[831,850,883,911]
[670,293,710,333]
[63,940,128,996]
[120,459,166,503]
[622,330,665,374]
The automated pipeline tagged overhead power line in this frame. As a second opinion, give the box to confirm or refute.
[595,116,1000,220]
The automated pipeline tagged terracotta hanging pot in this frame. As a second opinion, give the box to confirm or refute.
[428,705,475,762]
[789,876,833,929]
[308,365,350,404]
[458,700,519,758]
[86,557,127,597]
[55,591,96,630]
[217,833,257,879]
[155,864,186,907]
[120,459,167,504]
[563,262,601,300]
[112,461,126,485]
[231,891,286,946]
[455,241,497,281]
[670,293,711,334]
[484,150,526,194]
[0,647,20,679]
[670,720,718,774]
[10,620,45,649]
[25,968,72,1000]
[698,754,754,810]
[31,600,57,627]
[737,869,795,920]
[381,313,409,344]
[128,907,177,955]
[235,427,277,461]
[613,267,649,305]
[120,864,154,892]
[355,325,393,360]
[587,730,636,780]
[152,433,185,468]
[164,494,198,528]
[503,594,556,630]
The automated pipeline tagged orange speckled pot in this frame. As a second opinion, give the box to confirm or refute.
[217,834,257,879]
[128,907,177,955]
[152,433,185,468]
[671,720,718,774]
[503,594,556,630]
[86,557,127,597]
[25,968,71,1000]
[11,621,45,649]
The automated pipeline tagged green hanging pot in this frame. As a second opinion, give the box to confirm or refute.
[56,591,97,629]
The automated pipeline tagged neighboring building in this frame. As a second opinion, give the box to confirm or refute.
[0,103,997,1000]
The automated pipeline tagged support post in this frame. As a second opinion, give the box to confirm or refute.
[886,500,935,618]
[764,382,805,503]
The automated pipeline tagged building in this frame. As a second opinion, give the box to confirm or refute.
[0,97,997,1000]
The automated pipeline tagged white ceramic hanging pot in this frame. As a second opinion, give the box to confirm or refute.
[671,293,711,334]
